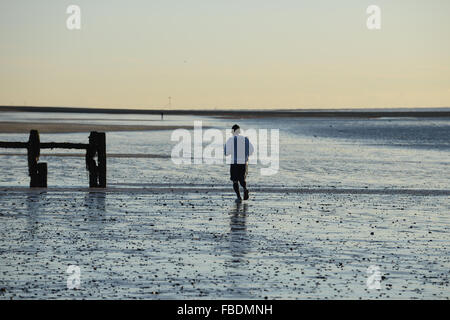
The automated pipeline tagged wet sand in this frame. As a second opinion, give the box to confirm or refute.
[0,188,448,299]
[1,186,449,196]
[0,122,197,134]
[0,110,449,299]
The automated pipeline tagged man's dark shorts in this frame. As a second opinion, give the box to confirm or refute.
[230,163,248,181]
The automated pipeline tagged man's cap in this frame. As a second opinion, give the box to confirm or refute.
[232,124,240,131]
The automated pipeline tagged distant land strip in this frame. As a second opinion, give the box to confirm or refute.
[1,106,450,118]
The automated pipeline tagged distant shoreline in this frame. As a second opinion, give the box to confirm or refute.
[1,106,450,118]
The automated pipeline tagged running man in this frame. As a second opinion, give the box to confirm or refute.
[224,124,254,202]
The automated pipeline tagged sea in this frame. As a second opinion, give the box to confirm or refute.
[0,111,449,190]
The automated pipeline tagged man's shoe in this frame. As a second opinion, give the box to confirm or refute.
[243,189,249,200]
[235,198,242,203]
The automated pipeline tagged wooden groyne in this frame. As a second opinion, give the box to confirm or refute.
[0,130,106,188]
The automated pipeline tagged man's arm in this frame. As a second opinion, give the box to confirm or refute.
[224,138,232,156]
[248,139,255,156]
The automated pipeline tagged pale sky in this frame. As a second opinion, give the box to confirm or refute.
[1,0,449,109]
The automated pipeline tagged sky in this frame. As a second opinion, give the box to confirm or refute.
[0,0,449,110]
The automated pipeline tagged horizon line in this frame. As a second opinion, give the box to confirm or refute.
[1,105,450,112]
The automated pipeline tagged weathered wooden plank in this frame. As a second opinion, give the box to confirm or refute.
[97,132,106,188]
[37,162,47,188]
[0,141,28,148]
[0,142,88,149]
[40,142,88,149]
[28,130,40,187]
[87,131,98,188]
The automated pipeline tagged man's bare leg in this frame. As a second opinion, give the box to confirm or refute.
[239,179,249,200]
[233,181,241,201]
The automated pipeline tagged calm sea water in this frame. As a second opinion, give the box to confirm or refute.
[0,112,449,190]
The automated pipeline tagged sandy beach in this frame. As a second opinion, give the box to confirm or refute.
[0,110,449,300]
[0,121,197,134]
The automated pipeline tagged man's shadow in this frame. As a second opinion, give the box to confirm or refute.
[228,202,250,265]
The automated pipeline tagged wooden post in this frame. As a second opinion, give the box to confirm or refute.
[28,130,40,187]
[97,132,106,188]
[86,131,98,187]
[37,163,47,187]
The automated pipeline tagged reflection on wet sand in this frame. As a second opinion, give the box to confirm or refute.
[84,191,106,212]
[84,191,107,235]
[228,202,249,266]
[25,192,46,239]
